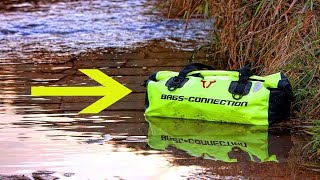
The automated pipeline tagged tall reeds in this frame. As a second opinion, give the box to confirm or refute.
[165,0,320,166]
[166,0,320,121]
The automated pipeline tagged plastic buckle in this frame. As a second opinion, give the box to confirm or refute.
[231,83,245,100]
[228,81,252,100]
[167,76,185,91]
[232,93,243,100]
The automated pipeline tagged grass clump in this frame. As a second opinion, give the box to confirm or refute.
[300,120,320,169]
[305,121,320,158]
[165,0,320,122]
[164,0,320,163]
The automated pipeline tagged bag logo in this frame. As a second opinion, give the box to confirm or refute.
[201,80,216,88]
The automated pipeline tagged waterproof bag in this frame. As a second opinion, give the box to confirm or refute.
[144,59,292,125]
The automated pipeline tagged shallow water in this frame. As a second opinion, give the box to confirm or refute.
[0,0,318,179]
[0,0,212,63]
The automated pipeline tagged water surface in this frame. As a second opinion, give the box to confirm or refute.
[0,0,212,63]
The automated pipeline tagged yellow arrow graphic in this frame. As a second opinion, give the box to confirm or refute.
[31,69,132,114]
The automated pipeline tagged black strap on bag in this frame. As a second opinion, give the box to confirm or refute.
[178,63,214,77]
[166,63,214,91]
[229,64,254,100]
[166,45,254,97]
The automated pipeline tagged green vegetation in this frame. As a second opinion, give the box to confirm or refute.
[164,0,320,162]
[305,121,320,159]
[297,120,320,170]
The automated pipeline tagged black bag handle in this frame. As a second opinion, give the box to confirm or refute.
[178,63,214,78]
[237,64,253,84]
[166,63,214,91]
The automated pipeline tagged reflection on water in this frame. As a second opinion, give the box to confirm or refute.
[0,104,206,179]
[0,51,209,179]
[147,116,281,163]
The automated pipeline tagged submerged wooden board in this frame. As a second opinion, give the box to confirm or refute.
[1,44,195,123]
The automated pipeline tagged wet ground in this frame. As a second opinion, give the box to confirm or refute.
[0,0,319,179]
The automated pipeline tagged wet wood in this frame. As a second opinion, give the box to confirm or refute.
[1,42,193,118]
[1,43,195,116]
[61,101,144,111]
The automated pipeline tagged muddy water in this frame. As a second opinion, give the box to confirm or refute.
[0,0,212,63]
[0,0,318,180]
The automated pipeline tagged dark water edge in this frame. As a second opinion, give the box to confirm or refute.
[0,0,319,179]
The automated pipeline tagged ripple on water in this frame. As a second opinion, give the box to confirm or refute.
[0,0,213,62]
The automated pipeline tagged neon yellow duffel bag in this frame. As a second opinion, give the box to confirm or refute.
[144,63,292,125]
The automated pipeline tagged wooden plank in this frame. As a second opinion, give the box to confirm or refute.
[61,110,146,122]
[126,58,188,67]
[75,66,183,76]
[62,93,145,103]
[61,100,145,111]
[53,76,148,92]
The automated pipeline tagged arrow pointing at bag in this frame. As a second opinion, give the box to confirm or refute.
[31,69,132,114]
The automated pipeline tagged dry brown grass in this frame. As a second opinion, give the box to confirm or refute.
[166,0,320,121]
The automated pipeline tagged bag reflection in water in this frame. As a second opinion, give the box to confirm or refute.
[146,116,278,163]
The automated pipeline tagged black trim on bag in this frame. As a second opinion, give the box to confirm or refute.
[144,72,158,109]
[267,73,292,124]
[145,90,150,110]
[189,73,204,79]
[149,71,158,81]
[248,78,265,82]
[142,71,158,87]
[279,72,293,100]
